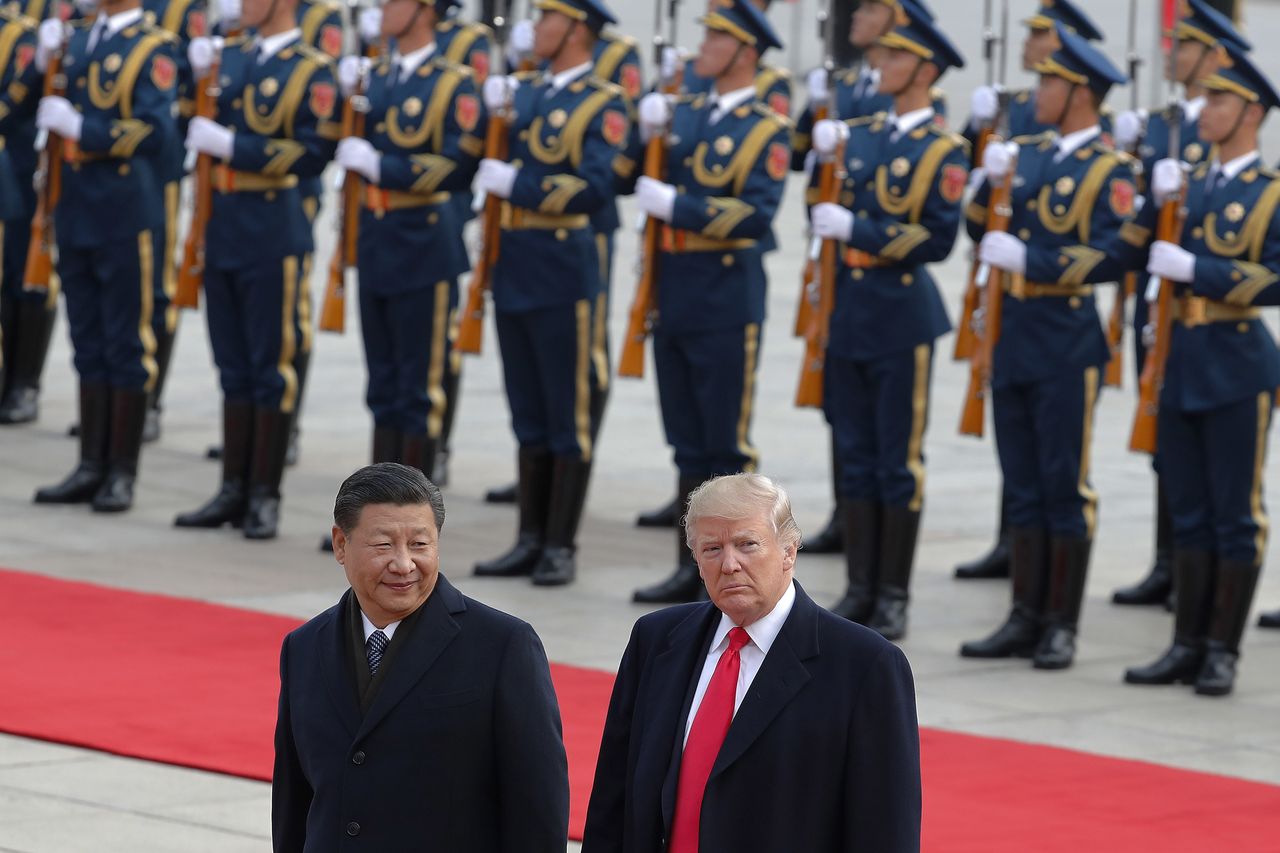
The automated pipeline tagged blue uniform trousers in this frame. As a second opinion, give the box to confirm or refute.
[1,218,38,303]
[653,323,761,480]
[590,231,613,397]
[825,344,932,510]
[358,279,455,438]
[203,256,304,412]
[1159,391,1273,566]
[994,366,1101,539]
[150,181,180,340]
[495,300,593,460]
[58,233,158,391]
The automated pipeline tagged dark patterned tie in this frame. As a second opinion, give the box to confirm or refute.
[366,629,389,676]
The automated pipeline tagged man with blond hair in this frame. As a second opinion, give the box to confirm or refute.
[582,473,921,853]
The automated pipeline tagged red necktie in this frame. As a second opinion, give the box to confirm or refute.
[669,627,751,853]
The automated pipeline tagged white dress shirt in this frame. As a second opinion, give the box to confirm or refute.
[393,41,436,82]
[1053,124,1100,163]
[88,7,143,51]
[360,610,402,642]
[1206,150,1260,191]
[709,84,756,125]
[256,28,301,63]
[546,61,592,96]
[887,106,935,140]
[683,580,797,745]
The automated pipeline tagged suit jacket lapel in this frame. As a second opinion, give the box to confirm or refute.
[708,582,819,780]
[318,590,362,738]
[355,575,465,740]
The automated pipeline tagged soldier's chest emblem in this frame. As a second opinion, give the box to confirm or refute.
[1224,202,1245,223]
[1055,176,1075,196]
[258,76,279,99]
[890,157,910,178]
[402,96,423,118]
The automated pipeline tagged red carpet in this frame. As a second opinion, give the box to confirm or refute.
[2,567,1277,850]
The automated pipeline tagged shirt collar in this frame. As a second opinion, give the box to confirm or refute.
[1056,124,1101,157]
[547,61,592,93]
[360,610,401,643]
[94,7,142,39]
[711,84,756,117]
[889,107,935,137]
[1210,150,1260,182]
[256,28,301,62]
[1183,95,1206,122]
[393,41,436,78]
[708,579,796,658]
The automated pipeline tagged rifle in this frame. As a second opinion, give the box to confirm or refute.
[457,0,511,355]
[952,0,1003,361]
[1104,0,1144,387]
[792,3,836,340]
[319,54,372,333]
[1129,57,1185,454]
[24,32,66,295]
[618,0,679,378]
[958,0,1012,438]
[173,47,223,310]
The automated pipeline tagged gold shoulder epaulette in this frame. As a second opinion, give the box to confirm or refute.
[1012,130,1053,146]
[140,19,178,42]
[296,43,333,65]
[586,75,624,98]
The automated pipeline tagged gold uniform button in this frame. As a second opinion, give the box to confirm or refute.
[901,273,913,286]
[1018,229,1031,240]
[1232,271,1243,281]
[886,226,898,236]
[721,254,734,267]
[1053,204,1067,215]
[1059,256,1069,266]
[428,213,439,225]
[519,130,529,140]
[852,269,864,280]
[1069,296,1081,309]
[232,99,242,109]
[117,164,129,176]
[1191,227,1204,239]
[265,191,276,201]
[555,228,567,241]
[1238,322,1250,333]
[1026,200,1037,211]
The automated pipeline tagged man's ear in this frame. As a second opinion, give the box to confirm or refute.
[332,526,348,563]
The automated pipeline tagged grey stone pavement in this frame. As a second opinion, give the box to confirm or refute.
[4,1,1280,850]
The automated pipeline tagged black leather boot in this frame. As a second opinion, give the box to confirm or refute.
[400,432,437,482]
[830,500,879,624]
[484,482,518,504]
[175,400,253,528]
[1125,549,1213,685]
[35,383,110,503]
[801,436,845,554]
[92,388,148,512]
[433,355,462,487]
[284,348,309,468]
[960,527,1047,658]
[1195,559,1262,697]
[1258,609,1280,629]
[242,407,291,540]
[475,447,553,576]
[869,506,921,641]
[1112,480,1174,605]
[372,425,402,464]
[142,319,177,443]
[954,488,1011,579]
[1033,536,1092,670]
[532,455,592,586]
[633,476,705,603]
[635,493,680,528]
[0,298,56,425]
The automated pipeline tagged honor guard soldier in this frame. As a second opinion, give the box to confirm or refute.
[806,4,967,639]
[953,0,1106,583]
[786,0,944,558]
[958,23,1141,670]
[174,0,338,538]
[1123,42,1280,696]
[331,0,482,486]
[0,2,54,427]
[469,0,629,586]
[31,0,178,512]
[627,0,791,604]
[1109,0,1246,609]
[140,0,204,442]
[680,0,789,118]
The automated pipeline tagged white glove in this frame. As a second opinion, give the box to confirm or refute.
[1151,158,1187,207]
[1113,109,1146,151]
[1148,240,1195,284]
[475,158,517,199]
[358,7,382,44]
[188,37,219,80]
[661,45,681,81]
[482,74,518,112]
[336,136,380,183]
[185,116,234,159]
[636,176,676,222]
[970,85,998,124]
[982,140,1018,181]
[812,118,849,156]
[35,96,82,141]
[978,231,1027,274]
[806,67,828,102]
[337,55,370,98]
[217,0,240,24]
[35,19,64,74]
[811,202,853,242]
[638,92,671,142]
[510,19,534,55]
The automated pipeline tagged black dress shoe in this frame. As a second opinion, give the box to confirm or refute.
[92,471,136,513]
[829,589,874,624]
[1194,646,1239,697]
[243,491,281,540]
[0,386,38,424]
[175,482,247,527]
[531,546,576,586]
[1258,609,1280,629]
[1032,625,1077,670]
[141,407,161,444]
[960,611,1039,658]
[869,594,908,641]
[474,533,543,576]
[484,481,517,504]
[635,494,679,528]
[633,563,703,603]
[34,462,106,504]
[1111,563,1173,606]
[954,540,1011,579]
[476,448,554,575]
[1124,642,1203,685]
[36,383,110,503]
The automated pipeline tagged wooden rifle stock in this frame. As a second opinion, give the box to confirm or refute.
[794,138,844,409]
[457,110,509,354]
[958,152,1013,438]
[174,58,219,309]
[618,132,666,378]
[952,125,993,361]
[320,73,367,334]
[1103,272,1135,388]
[1128,197,1183,453]
[793,103,830,339]
[24,53,65,294]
